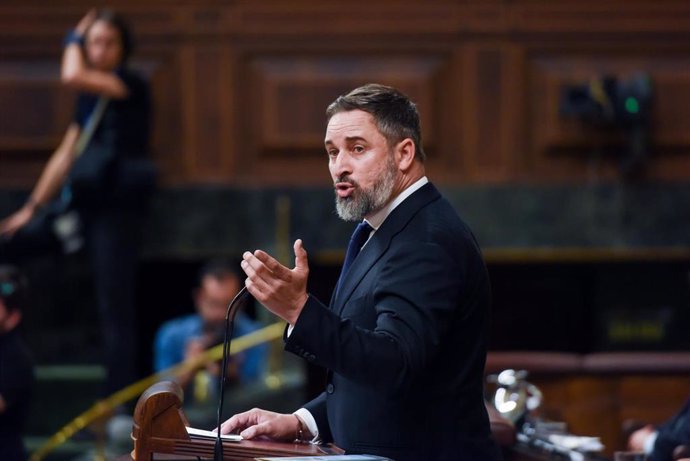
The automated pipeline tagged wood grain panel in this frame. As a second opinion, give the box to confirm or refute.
[192,47,224,179]
[430,48,464,177]
[4,1,690,186]
[0,61,71,150]
[561,377,619,457]
[241,53,445,183]
[0,5,184,40]
[232,2,462,36]
[528,51,690,181]
[135,50,185,183]
[476,48,503,171]
[513,2,690,34]
[0,59,73,187]
[619,376,690,422]
[462,45,506,181]
[179,43,199,180]
[460,43,527,183]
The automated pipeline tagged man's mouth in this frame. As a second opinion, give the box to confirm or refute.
[335,182,355,198]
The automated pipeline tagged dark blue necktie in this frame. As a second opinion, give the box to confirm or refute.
[335,221,373,295]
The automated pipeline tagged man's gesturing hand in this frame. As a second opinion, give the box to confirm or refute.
[219,408,300,442]
[241,239,309,325]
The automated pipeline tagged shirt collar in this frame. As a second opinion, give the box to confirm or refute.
[365,176,429,230]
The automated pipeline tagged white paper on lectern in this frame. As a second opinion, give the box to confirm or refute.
[186,426,243,442]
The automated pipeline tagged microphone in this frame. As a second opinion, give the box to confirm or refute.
[214,286,251,461]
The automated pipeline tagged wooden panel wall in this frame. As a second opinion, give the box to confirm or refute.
[2,1,690,187]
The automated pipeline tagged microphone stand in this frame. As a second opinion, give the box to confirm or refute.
[214,286,250,461]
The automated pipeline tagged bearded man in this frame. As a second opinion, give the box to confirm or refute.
[219,84,501,461]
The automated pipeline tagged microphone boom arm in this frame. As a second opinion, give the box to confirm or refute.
[214,286,251,461]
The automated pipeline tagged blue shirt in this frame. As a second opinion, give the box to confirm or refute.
[153,313,268,383]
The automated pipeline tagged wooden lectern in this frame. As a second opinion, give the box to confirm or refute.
[131,381,341,460]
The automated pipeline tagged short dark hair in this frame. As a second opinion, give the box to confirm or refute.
[89,9,135,65]
[326,83,426,162]
[0,265,28,313]
[197,258,240,286]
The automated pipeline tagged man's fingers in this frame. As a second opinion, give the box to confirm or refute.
[219,410,257,435]
[240,421,272,439]
[243,246,306,280]
[220,410,293,442]
[294,239,309,272]
[243,250,287,281]
[219,416,240,435]
[242,252,277,289]
[242,251,263,274]
[253,250,292,279]
[220,409,288,441]
[240,257,260,279]
[244,276,269,302]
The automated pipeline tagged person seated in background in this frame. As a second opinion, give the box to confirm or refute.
[628,398,690,461]
[0,265,34,461]
[154,259,268,426]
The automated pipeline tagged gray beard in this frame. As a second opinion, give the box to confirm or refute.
[335,158,397,222]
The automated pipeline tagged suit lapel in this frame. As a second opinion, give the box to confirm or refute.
[333,182,441,313]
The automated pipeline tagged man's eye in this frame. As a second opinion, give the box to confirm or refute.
[327,150,338,158]
[353,145,365,153]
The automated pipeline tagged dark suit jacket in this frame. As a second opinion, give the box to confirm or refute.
[285,182,501,461]
[650,398,690,461]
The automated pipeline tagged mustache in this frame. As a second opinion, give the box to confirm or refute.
[335,175,358,187]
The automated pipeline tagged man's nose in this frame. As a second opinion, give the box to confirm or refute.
[332,152,352,177]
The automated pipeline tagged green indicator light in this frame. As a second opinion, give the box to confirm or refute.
[625,97,640,114]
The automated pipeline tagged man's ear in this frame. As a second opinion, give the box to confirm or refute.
[396,138,416,172]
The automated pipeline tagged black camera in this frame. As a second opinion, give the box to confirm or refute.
[559,73,653,177]
[560,73,652,127]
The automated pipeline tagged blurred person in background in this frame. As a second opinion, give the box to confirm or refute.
[0,265,34,461]
[154,259,268,427]
[0,9,155,403]
[628,399,690,461]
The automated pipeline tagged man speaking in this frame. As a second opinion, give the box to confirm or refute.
[220,84,501,461]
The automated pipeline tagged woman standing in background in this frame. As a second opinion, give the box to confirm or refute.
[0,9,154,403]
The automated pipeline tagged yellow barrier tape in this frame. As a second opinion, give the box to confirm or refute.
[29,321,286,461]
